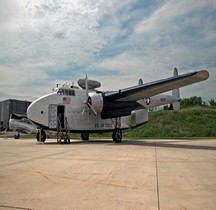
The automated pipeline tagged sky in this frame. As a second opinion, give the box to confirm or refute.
[0,0,215,102]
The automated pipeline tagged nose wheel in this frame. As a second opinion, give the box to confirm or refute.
[37,129,46,143]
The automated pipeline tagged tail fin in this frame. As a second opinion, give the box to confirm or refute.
[138,78,143,85]
[172,67,180,110]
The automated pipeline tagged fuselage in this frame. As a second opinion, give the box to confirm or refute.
[27,84,180,133]
[27,86,130,132]
[9,118,39,134]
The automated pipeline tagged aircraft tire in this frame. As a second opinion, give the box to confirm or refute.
[112,129,122,143]
[37,130,46,143]
[14,133,20,139]
[81,133,89,141]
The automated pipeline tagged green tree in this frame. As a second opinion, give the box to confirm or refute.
[180,96,203,108]
[209,99,216,107]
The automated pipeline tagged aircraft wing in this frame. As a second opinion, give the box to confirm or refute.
[104,70,209,102]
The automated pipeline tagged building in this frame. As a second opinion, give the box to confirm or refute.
[0,99,32,130]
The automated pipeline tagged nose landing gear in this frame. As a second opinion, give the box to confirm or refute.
[37,129,46,143]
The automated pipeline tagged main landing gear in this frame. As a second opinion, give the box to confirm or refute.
[112,129,122,143]
[112,117,122,143]
[80,117,123,143]
[81,129,122,143]
[81,133,89,141]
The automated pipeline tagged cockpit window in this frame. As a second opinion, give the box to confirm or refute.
[65,89,69,95]
[57,88,75,96]
[20,118,32,124]
[69,90,75,96]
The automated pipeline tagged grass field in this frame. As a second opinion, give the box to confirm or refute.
[124,106,216,138]
[1,106,215,139]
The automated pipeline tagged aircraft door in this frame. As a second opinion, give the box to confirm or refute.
[48,104,58,129]
[57,105,65,128]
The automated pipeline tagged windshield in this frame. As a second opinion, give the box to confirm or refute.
[20,118,32,124]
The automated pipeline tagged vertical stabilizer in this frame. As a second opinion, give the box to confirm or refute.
[173,67,178,77]
[172,67,180,110]
[138,78,143,85]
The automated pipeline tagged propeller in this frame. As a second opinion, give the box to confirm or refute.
[82,75,97,115]
[87,97,97,115]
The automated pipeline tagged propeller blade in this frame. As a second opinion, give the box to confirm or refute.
[81,108,86,116]
[87,103,97,115]
[85,74,88,100]
[81,74,97,115]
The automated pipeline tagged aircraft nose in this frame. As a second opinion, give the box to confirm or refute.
[27,101,36,122]
[27,95,51,127]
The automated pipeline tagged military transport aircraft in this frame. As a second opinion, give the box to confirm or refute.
[27,68,209,143]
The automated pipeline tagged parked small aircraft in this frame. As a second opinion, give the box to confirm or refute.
[9,114,39,139]
[27,68,209,143]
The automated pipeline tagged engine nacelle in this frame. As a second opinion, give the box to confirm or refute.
[88,92,104,113]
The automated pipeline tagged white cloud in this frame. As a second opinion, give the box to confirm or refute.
[93,52,144,73]
[0,0,215,101]
[89,0,216,99]
[0,0,108,66]
[0,65,51,99]
[135,0,216,34]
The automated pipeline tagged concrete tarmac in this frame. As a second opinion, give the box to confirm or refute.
[0,138,215,210]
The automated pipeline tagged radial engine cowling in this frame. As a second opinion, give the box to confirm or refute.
[88,92,104,113]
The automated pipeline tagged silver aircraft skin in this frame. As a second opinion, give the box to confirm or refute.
[9,116,39,139]
[9,117,39,134]
[27,68,209,143]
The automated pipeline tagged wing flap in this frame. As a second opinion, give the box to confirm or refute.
[104,70,209,102]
